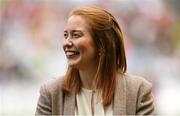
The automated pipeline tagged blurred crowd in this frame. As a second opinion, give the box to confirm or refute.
[0,0,180,114]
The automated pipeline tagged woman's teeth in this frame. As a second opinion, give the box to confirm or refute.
[66,51,79,56]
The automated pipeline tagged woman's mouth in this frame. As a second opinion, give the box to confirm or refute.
[65,51,80,58]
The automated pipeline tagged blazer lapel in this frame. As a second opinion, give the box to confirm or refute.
[63,92,76,115]
[113,73,127,115]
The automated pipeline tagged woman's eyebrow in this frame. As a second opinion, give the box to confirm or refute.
[64,30,67,33]
[72,30,83,33]
[64,29,83,32]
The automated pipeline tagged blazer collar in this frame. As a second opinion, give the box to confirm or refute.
[63,91,76,115]
[113,73,127,115]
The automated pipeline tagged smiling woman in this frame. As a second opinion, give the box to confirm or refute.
[35,6,154,115]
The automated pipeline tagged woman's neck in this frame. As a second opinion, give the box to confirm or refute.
[79,66,97,90]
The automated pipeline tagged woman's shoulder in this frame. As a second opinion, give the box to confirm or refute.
[123,73,154,114]
[39,76,65,94]
[117,73,152,91]
[124,73,152,86]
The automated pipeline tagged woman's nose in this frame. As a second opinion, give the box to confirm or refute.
[62,38,73,49]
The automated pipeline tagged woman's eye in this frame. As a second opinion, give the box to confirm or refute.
[72,33,81,39]
[64,33,68,39]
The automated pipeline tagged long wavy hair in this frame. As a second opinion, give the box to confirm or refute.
[62,6,127,107]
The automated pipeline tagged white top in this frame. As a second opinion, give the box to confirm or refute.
[75,88,113,115]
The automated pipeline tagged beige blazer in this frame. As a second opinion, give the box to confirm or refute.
[35,73,154,115]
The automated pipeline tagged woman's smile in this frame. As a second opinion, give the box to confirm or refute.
[65,50,80,59]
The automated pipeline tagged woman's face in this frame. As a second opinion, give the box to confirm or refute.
[63,15,97,69]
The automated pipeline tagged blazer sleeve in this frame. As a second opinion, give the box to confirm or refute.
[35,84,52,115]
[136,80,155,115]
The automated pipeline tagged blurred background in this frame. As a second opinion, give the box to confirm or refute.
[0,0,180,115]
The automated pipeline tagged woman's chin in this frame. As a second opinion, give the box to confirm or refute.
[67,59,81,68]
[68,62,78,68]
